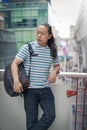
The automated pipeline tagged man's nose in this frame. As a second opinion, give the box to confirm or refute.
[38,33,41,36]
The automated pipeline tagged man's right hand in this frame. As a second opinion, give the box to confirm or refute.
[13,80,23,93]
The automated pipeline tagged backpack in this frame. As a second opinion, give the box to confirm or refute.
[3,43,33,97]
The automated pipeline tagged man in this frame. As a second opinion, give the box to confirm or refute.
[11,23,60,130]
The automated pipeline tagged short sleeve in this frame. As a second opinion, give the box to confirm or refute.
[16,44,29,61]
[52,56,59,65]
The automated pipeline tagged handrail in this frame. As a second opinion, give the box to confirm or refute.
[58,72,87,78]
[0,69,87,78]
[0,69,4,72]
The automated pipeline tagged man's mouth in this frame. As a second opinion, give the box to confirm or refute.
[37,39,41,42]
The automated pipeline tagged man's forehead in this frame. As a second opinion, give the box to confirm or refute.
[37,25,47,31]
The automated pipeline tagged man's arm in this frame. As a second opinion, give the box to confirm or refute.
[53,64,60,74]
[11,58,23,93]
[48,64,60,83]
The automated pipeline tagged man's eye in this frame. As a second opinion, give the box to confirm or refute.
[37,31,39,34]
[37,31,45,36]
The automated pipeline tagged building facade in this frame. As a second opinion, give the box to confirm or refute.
[0,29,17,69]
[0,0,48,50]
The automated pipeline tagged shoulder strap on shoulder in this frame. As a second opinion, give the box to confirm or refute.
[27,42,34,55]
[27,42,38,56]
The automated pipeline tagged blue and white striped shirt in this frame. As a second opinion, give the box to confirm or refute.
[16,41,59,88]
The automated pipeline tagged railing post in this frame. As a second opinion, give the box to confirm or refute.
[74,78,79,130]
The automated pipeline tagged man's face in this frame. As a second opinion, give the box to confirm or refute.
[36,25,51,47]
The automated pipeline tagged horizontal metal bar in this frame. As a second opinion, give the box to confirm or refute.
[0,70,87,78]
[77,110,87,116]
[58,72,87,78]
[0,69,4,72]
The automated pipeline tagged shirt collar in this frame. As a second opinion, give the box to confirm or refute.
[35,41,49,49]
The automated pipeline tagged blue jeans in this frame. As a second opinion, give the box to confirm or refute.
[23,87,55,130]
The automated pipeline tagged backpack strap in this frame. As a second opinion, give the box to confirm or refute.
[26,42,38,78]
[26,42,32,78]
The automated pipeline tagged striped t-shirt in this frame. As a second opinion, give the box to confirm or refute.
[16,41,59,88]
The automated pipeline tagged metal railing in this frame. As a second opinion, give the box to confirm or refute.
[0,70,87,130]
[1,70,87,81]
[58,72,87,130]
[58,72,87,78]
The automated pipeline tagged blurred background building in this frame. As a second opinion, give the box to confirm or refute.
[0,0,83,72]
[0,0,87,130]
[0,0,48,49]
[0,0,48,69]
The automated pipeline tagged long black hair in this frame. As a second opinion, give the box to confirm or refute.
[41,23,57,60]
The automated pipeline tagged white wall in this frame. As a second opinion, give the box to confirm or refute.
[0,78,71,130]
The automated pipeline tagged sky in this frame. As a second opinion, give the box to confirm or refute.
[48,0,83,38]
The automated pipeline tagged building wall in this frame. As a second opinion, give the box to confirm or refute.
[0,12,4,29]
[75,0,87,69]
[72,1,87,130]
[0,30,17,69]
[0,1,48,50]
